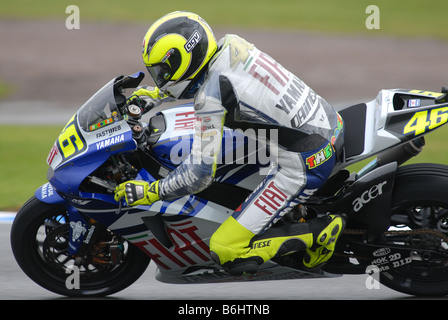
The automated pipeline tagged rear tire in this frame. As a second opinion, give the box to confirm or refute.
[10,196,151,297]
[380,163,448,296]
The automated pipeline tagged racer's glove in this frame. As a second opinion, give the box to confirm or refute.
[128,86,174,108]
[114,180,160,206]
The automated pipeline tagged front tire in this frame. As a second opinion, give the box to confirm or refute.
[10,196,151,297]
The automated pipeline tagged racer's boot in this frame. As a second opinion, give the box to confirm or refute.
[303,214,345,269]
[209,214,345,275]
[245,214,345,271]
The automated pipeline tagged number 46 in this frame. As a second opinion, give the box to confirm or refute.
[403,107,448,136]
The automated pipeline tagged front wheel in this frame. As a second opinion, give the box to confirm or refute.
[380,163,448,296]
[10,196,151,297]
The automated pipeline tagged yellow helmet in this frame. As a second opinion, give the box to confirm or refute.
[142,11,217,99]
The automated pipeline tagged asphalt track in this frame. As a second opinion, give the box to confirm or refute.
[0,219,432,300]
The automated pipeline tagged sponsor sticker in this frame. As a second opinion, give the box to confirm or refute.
[408,99,421,108]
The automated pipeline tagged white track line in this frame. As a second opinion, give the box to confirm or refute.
[0,212,16,224]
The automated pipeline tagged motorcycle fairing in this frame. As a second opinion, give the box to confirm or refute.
[308,162,397,241]
[155,260,340,284]
[337,89,448,169]
[385,101,448,141]
[344,162,397,241]
[48,124,135,196]
[35,182,65,204]
[47,75,140,196]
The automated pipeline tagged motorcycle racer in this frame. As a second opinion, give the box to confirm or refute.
[115,11,345,275]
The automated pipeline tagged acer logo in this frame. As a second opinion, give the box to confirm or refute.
[353,181,387,212]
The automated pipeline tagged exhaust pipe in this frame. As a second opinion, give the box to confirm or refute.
[377,136,425,167]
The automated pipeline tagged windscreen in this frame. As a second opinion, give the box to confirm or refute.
[77,79,122,132]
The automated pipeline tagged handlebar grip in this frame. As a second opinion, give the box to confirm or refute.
[143,101,155,114]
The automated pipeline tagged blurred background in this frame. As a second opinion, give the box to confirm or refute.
[1,0,448,210]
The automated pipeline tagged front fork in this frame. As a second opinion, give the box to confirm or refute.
[36,182,125,265]
[67,208,124,265]
[66,207,93,256]
[34,183,89,256]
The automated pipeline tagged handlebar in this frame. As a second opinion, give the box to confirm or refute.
[123,96,155,119]
[112,72,163,148]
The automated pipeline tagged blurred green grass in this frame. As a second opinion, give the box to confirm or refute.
[0,80,14,100]
[1,0,448,39]
[0,125,61,210]
[1,124,448,210]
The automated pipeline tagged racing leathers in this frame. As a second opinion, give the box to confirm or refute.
[119,34,345,274]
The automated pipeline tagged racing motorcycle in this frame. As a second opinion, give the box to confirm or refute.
[10,71,448,297]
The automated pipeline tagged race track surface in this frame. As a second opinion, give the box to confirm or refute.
[0,222,416,300]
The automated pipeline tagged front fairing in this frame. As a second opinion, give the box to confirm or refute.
[46,77,137,196]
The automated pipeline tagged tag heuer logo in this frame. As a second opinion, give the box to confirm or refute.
[184,30,201,53]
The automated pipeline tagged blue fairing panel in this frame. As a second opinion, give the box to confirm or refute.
[35,183,65,204]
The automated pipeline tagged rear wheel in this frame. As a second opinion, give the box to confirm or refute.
[380,163,448,296]
[10,196,151,297]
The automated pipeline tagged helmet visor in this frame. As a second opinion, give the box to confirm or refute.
[146,63,172,88]
[146,48,182,89]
